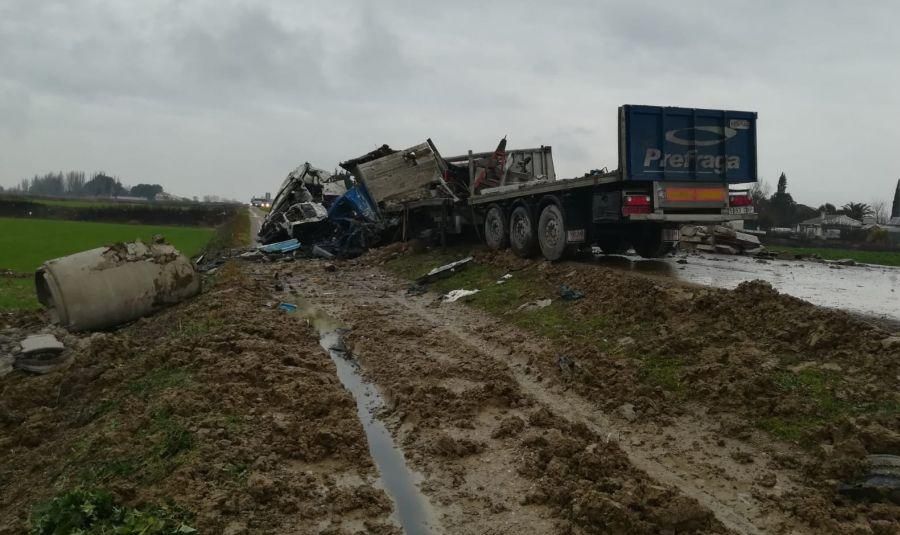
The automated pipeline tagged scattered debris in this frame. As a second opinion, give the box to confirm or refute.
[35,239,200,331]
[0,354,13,377]
[838,454,900,503]
[259,238,300,254]
[312,245,335,259]
[9,333,70,374]
[556,355,577,376]
[417,257,473,284]
[680,225,763,255]
[277,303,298,313]
[496,273,513,284]
[20,333,64,354]
[406,283,428,296]
[517,298,552,312]
[442,289,479,302]
[618,403,638,423]
[559,284,585,301]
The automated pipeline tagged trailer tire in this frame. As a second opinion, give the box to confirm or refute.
[537,204,567,261]
[632,231,670,258]
[597,237,629,255]
[509,206,537,258]
[484,205,508,250]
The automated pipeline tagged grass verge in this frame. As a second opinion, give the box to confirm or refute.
[389,247,619,349]
[200,208,250,256]
[768,245,900,267]
[0,217,214,311]
[0,218,213,273]
[0,277,36,310]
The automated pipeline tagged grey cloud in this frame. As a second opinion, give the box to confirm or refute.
[1,0,899,206]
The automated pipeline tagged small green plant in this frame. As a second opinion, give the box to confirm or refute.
[127,368,192,398]
[640,355,683,391]
[29,488,195,535]
[175,318,225,338]
[146,408,195,460]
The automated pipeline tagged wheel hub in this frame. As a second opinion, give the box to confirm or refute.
[544,217,560,247]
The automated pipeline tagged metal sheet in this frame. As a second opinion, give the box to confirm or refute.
[354,141,448,207]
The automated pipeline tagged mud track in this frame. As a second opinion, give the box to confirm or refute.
[0,265,400,534]
[263,253,893,534]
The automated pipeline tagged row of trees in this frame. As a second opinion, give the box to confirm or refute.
[1,171,163,201]
[750,173,890,229]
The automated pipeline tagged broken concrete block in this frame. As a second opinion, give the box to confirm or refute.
[20,334,64,354]
[0,355,13,377]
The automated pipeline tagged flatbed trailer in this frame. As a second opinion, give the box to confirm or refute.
[355,105,759,260]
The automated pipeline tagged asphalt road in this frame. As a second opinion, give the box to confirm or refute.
[594,252,900,324]
[248,206,266,245]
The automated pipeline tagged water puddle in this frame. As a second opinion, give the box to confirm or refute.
[304,307,437,534]
[592,253,900,324]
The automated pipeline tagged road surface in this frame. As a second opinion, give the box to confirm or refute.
[594,252,900,324]
[248,206,266,245]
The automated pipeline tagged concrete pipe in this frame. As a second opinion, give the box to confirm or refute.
[35,240,201,331]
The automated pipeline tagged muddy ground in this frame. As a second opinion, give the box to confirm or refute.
[0,264,398,534]
[264,244,898,534]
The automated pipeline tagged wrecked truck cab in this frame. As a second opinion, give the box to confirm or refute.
[258,162,336,244]
[35,239,201,331]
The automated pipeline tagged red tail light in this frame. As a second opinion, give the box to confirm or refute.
[729,194,752,207]
[624,194,651,206]
[623,194,652,215]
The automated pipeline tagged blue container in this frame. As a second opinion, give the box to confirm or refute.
[620,105,757,183]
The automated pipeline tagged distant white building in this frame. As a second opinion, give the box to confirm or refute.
[798,212,862,239]
[155,192,187,202]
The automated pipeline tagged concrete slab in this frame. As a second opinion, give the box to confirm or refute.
[20,334,65,354]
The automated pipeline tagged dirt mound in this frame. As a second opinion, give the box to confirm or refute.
[378,246,900,532]
[517,412,723,534]
[0,263,394,534]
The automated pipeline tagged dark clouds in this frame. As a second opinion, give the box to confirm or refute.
[1,0,898,205]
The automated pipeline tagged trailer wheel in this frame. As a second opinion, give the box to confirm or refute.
[509,206,537,258]
[484,205,508,250]
[537,204,567,261]
[632,230,671,258]
[597,237,629,255]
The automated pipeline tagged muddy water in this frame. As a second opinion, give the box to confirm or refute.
[307,309,437,535]
[593,253,900,323]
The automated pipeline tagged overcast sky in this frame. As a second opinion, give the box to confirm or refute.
[2,0,899,206]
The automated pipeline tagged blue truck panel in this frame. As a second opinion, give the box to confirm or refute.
[620,105,758,183]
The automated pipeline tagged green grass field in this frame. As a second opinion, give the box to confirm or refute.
[0,217,214,310]
[29,198,126,208]
[768,245,900,267]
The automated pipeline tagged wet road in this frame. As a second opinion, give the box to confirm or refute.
[593,253,900,324]
[248,206,265,245]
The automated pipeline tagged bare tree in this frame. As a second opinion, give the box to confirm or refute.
[749,179,771,203]
[871,199,889,224]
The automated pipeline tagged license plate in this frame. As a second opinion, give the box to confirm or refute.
[724,206,755,215]
[566,229,586,243]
